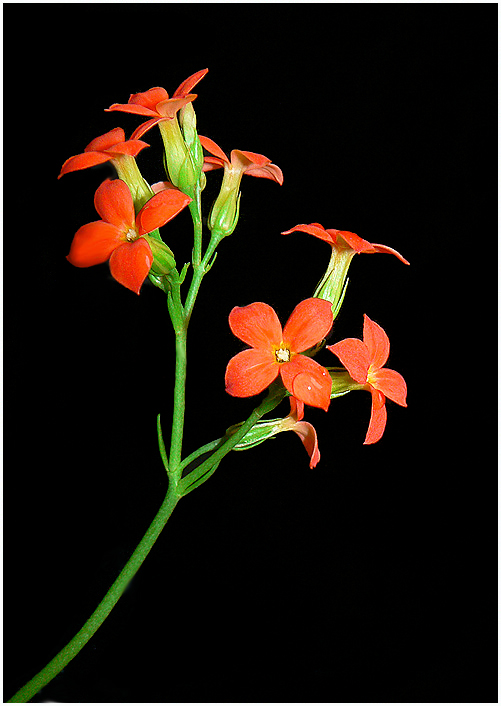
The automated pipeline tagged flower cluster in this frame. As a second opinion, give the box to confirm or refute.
[59,67,408,469]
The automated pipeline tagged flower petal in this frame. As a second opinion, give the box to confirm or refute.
[229,302,283,350]
[136,189,191,235]
[289,396,304,422]
[128,87,168,111]
[156,95,196,119]
[292,421,320,469]
[131,118,164,141]
[225,349,278,397]
[282,298,333,353]
[281,223,336,245]
[371,368,407,407]
[94,179,135,231]
[199,135,229,163]
[336,230,376,253]
[85,128,125,152]
[364,391,387,445]
[106,139,150,157]
[105,102,160,118]
[245,163,284,184]
[371,242,410,265]
[202,156,225,172]
[173,68,208,97]
[66,221,123,267]
[108,239,153,295]
[363,314,390,370]
[327,339,370,384]
[58,152,111,179]
[280,355,331,411]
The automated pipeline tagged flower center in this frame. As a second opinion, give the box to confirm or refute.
[275,347,291,363]
[125,228,138,242]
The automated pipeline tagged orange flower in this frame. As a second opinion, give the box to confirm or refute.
[58,128,149,179]
[67,179,191,294]
[106,69,208,140]
[199,135,283,235]
[225,298,333,411]
[282,222,409,263]
[327,314,407,444]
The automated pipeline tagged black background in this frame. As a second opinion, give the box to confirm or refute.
[4,4,497,704]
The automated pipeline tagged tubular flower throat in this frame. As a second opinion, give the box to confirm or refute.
[225,298,333,411]
[327,314,407,444]
[66,179,191,294]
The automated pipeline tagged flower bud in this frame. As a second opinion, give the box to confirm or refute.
[143,235,176,276]
[226,418,283,450]
[208,184,241,237]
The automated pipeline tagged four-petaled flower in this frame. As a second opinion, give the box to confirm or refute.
[58,128,149,179]
[327,314,407,444]
[106,69,208,140]
[66,179,191,294]
[200,135,284,184]
[199,135,283,235]
[280,397,320,468]
[282,222,410,264]
[225,298,333,411]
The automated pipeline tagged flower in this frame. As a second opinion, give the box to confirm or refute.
[327,314,407,444]
[282,222,409,318]
[105,69,208,140]
[280,397,320,468]
[58,128,149,179]
[282,222,410,263]
[66,179,191,294]
[225,298,333,410]
[199,135,283,236]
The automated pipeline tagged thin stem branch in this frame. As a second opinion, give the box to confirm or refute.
[7,482,181,703]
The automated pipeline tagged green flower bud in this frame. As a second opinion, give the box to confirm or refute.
[143,235,176,276]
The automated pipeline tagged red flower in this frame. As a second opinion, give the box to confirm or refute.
[199,135,284,184]
[105,69,208,140]
[58,128,149,179]
[225,298,333,411]
[327,315,407,444]
[66,179,191,294]
[281,397,320,468]
[282,222,409,264]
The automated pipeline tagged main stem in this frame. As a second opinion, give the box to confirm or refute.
[7,481,181,703]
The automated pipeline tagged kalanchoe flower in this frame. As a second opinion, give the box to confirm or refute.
[282,223,409,319]
[58,128,154,211]
[66,179,191,294]
[200,135,283,237]
[105,69,208,140]
[106,70,208,197]
[327,314,407,444]
[225,298,333,411]
[229,397,320,468]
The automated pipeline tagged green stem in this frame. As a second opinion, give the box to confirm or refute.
[184,232,220,324]
[7,481,181,703]
[189,186,203,268]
